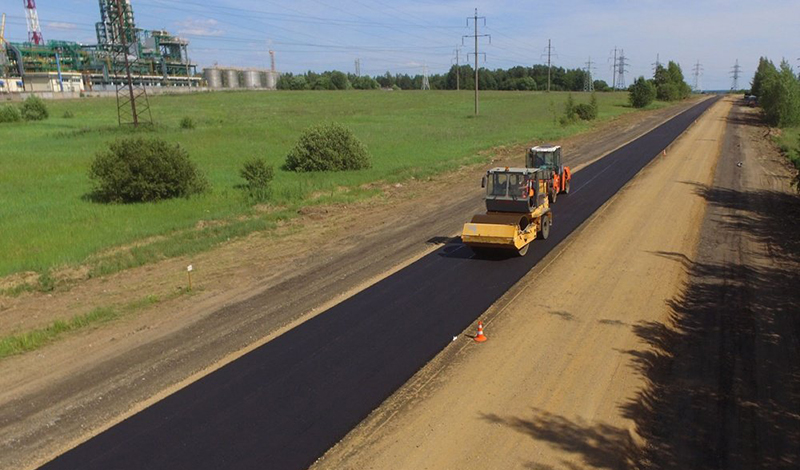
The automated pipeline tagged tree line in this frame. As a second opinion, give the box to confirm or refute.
[628,61,693,108]
[277,64,611,92]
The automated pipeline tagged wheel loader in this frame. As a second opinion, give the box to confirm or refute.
[461,167,552,257]
[527,145,571,204]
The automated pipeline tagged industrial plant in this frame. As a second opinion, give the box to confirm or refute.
[0,0,279,95]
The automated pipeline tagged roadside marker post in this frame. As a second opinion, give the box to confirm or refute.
[187,264,193,291]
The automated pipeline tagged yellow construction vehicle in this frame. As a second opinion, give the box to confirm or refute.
[461,167,552,257]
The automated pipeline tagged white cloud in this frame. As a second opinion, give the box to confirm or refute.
[176,18,225,37]
[46,22,80,31]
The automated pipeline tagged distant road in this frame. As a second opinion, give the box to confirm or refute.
[40,97,720,470]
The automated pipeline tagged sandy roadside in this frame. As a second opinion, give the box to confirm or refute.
[312,98,733,470]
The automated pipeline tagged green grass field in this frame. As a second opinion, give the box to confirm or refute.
[0,90,656,282]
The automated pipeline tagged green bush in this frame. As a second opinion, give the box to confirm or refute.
[575,103,597,121]
[285,123,372,172]
[629,76,657,108]
[180,116,196,129]
[20,95,48,121]
[239,158,274,202]
[89,137,209,203]
[559,94,578,126]
[0,104,22,123]
[62,110,75,119]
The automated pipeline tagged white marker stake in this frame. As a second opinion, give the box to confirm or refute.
[187,265,193,291]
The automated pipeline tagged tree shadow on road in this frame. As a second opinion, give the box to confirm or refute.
[620,184,800,470]
[481,409,640,470]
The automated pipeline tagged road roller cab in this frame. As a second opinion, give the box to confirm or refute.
[527,145,571,203]
[461,167,553,257]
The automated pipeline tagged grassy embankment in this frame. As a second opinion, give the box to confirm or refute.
[0,90,658,289]
[776,126,800,170]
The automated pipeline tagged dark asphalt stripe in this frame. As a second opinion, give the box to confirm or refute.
[40,97,720,470]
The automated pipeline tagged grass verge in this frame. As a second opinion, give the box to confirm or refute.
[0,292,179,360]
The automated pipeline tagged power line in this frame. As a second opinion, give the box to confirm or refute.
[463,8,489,115]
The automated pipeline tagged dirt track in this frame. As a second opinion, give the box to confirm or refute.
[312,97,800,469]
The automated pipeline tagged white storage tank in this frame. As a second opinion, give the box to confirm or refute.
[265,71,278,90]
[225,69,240,88]
[204,68,222,88]
[243,70,261,88]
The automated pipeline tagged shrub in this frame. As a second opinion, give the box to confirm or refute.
[575,103,597,121]
[20,95,48,121]
[62,110,75,119]
[239,158,275,202]
[559,94,578,126]
[0,104,22,123]
[629,76,656,108]
[180,116,195,129]
[285,123,372,172]
[89,137,209,203]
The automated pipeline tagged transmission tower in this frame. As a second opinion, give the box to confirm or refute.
[99,0,153,127]
[541,40,557,92]
[583,56,596,92]
[421,64,430,90]
[23,0,44,45]
[652,53,661,75]
[616,49,629,90]
[692,60,703,93]
[355,58,361,77]
[730,59,742,91]
[463,8,490,115]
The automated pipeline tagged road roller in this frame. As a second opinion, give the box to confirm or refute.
[461,167,552,257]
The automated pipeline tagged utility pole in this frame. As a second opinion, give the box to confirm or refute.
[584,56,595,92]
[543,39,554,92]
[730,59,742,91]
[452,47,460,91]
[609,47,617,91]
[692,60,703,93]
[463,8,489,115]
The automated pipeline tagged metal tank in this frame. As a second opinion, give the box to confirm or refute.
[203,68,222,88]
[265,71,278,90]
[225,69,239,88]
[243,69,261,88]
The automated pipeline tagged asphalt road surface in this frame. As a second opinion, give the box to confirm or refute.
[40,96,719,470]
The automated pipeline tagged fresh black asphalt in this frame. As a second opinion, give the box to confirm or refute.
[40,97,720,470]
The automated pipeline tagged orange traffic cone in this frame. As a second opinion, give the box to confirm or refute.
[474,321,487,343]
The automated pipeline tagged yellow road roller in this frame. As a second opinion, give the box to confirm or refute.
[461,167,552,257]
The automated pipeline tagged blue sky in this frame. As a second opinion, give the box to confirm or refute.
[2,0,798,89]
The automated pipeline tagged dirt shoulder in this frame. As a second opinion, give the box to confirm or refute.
[0,98,704,470]
[312,98,733,469]
[630,101,800,469]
